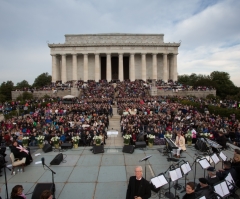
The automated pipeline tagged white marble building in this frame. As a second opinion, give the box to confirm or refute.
[48,34,180,83]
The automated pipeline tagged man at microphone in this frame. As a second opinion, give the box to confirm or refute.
[126,166,151,199]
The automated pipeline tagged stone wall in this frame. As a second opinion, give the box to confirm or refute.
[156,89,216,98]
[12,90,71,100]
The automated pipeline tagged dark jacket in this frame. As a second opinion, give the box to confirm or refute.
[195,185,215,199]
[182,192,196,199]
[126,176,151,199]
[216,168,237,182]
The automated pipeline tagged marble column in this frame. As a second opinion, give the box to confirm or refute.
[72,54,77,81]
[56,56,60,81]
[51,54,57,82]
[141,53,146,81]
[95,53,100,82]
[83,53,88,82]
[106,53,111,81]
[162,53,168,82]
[152,53,157,80]
[118,53,123,81]
[130,53,135,81]
[61,54,67,83]
[173,53,178,81]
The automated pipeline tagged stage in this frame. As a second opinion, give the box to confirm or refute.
[0,144,238,199]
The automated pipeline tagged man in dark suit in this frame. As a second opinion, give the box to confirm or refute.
[126,166,151,199]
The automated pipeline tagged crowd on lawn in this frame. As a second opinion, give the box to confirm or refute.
[0,80,240,150]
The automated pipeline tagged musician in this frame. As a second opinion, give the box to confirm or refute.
[195,178,215,198]
[216,161,237,182]
[126,166,151,199]
[206,167,220,187]
[216,131,227,149]
[11,140,33,165]
[231,149,240,187]
[182,182,196,199]
[172,131,186,158]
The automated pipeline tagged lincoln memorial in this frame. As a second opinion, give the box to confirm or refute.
[48,34,180,83]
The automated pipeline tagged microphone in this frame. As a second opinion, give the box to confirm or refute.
[41,157,45,167]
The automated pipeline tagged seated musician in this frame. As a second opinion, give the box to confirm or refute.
[216,131,227,149]
[195,178,215,198]
[172,131,186,158]
[216,161,237,182]
[231,149,240,187]
[206,167,220,187]
[11,140,33,165]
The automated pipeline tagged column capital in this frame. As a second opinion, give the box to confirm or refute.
[61,54,66,56]
[141,53,146,55]
[94,53,100,56]
[152,53,157,55]
[83,53,88,55]
[173,53,178,55]
[51,54,56,56]
[118,53,123,55]
[72,53,77,56]
[163,53,168,55]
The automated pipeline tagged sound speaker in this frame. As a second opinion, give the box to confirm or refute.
[50,153,63,165]
[122,145,134,154]
[42,144,52,153]
[31,183,53,199]
[135,141,146,148]
[61,143,73,149]
[93,145,104,154]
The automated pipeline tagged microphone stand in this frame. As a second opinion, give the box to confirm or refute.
[139,155,152,179]
[3,164,11,199]
[43,163,56,199]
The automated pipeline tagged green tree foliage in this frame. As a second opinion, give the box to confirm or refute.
[16,80,30,89]
[210,71,238,98]
[32,72,52,88]
[0,81,14,101]
[178,71,239,99]
[0,94,6,103]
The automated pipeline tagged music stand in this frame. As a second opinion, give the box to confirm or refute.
[151,174,168,199]
[210,153,220,168]
[214,181,231,198]
[166,167,182,198]
[198,158,211,178]
[225,172,235,191]
[139,155,152,179]
[219,151,227,169]
[180,161,192,193]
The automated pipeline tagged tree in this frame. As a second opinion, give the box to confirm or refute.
[32,72,52,88]
[210,71,238,98]
[16,80,30,89]
[0,81,14,101]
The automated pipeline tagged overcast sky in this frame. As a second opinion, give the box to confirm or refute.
[0,0,240,86]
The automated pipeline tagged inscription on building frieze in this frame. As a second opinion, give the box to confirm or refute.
[65,34,164,45]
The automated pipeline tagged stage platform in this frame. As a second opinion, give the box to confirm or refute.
[0,144,239,199]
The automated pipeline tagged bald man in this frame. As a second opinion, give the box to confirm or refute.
[126,166,151,199]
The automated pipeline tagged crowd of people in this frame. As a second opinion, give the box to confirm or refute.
[0,79,240,199]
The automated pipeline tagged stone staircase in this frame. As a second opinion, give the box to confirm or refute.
[106,107,123,147]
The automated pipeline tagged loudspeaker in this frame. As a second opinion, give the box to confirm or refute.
[61,143,73,149]
[50,153,63,165]
[93,145,104,154]
[31,183,53,199]
[122,145,134,154]
[42,144,52,153]
[135,141,146,148]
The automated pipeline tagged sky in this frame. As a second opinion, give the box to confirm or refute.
[0,0,240,86]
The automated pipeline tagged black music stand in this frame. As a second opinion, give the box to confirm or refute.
[180,161,192,193]
[198,158,211,178]
[164,165,175,199]
[166,167,182,198]
[192,155,205,186]
[139,155,152,179]
[210,153,220,168]
[164,138,179,162]
[219,151,227,169]
[150,173,168,199]
[213,180,231,199]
